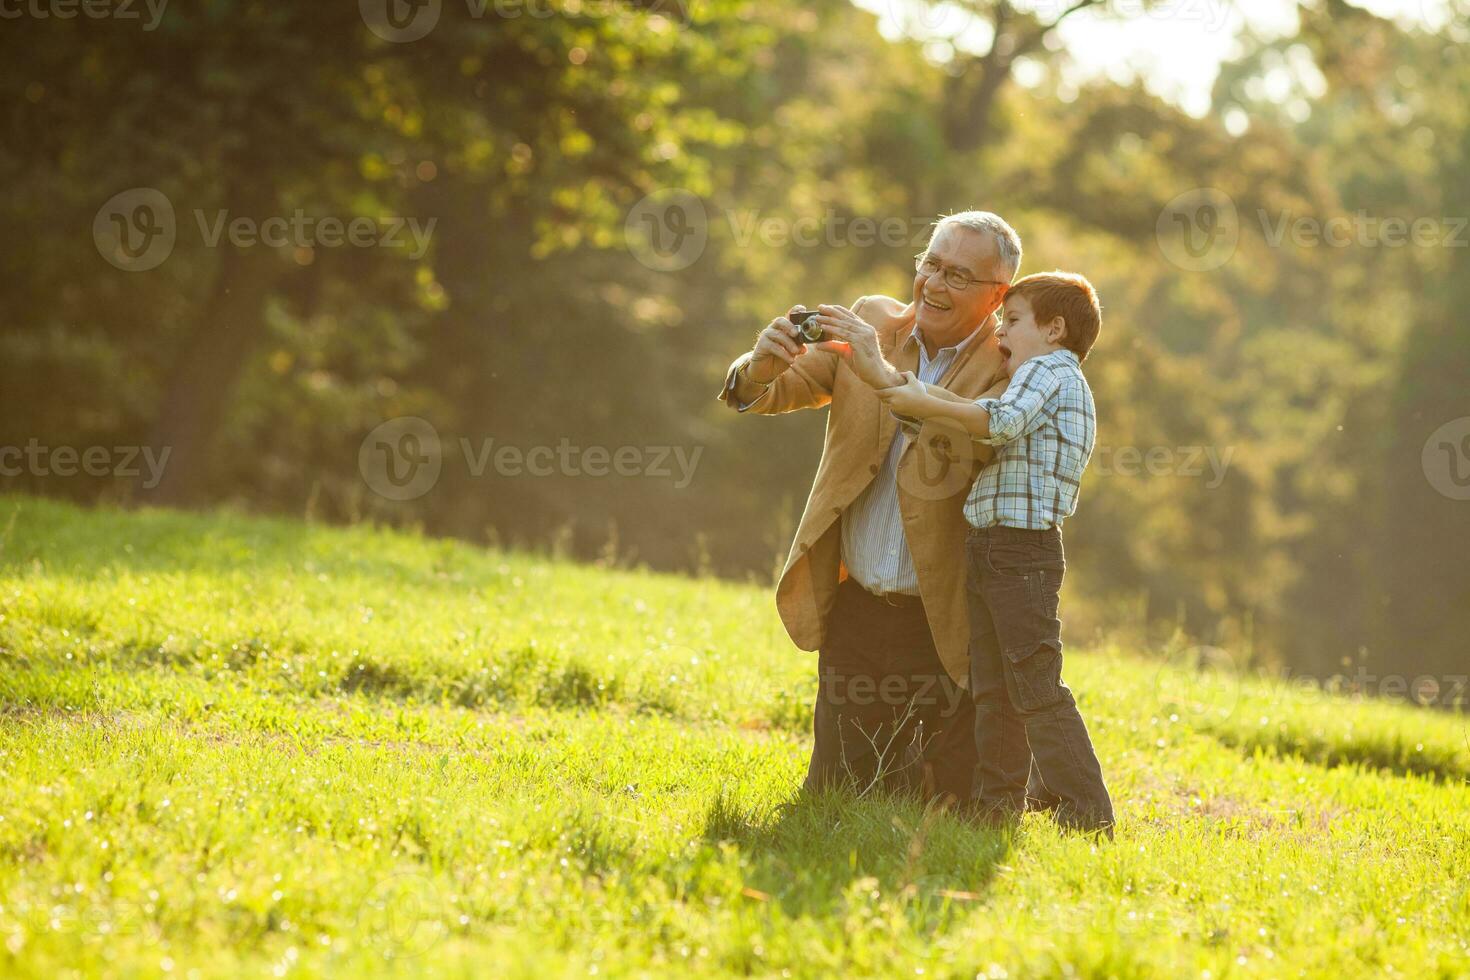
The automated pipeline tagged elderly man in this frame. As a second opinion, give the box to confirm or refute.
[719,211,1024,804]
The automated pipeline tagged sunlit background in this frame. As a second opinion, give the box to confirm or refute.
[3,0,1467,696]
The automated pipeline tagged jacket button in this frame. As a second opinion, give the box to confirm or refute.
[869,463,880,474]
[832,506,842,516]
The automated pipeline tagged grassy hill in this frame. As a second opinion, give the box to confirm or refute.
[1,496,1466,977]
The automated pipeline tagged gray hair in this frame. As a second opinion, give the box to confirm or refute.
[931,210,1023,281]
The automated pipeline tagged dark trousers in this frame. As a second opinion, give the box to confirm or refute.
[966,525,1114,832]
[804,579,977,802]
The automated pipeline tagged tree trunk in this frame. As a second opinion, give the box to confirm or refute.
[145,239,281,506]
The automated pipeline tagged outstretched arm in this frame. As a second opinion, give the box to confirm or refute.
[718,304,841,414]
[879,359,1062,445]
[877,374,994,441]
[719,296,902,414]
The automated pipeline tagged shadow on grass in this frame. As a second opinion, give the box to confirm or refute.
[700,787,1011,921]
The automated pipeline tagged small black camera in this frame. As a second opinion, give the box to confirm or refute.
[790,308,824,343]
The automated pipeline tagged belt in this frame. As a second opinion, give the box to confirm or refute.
[845,579,924,609]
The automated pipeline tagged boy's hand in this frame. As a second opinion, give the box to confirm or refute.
[811,305,903,389]
[874,372,928,417]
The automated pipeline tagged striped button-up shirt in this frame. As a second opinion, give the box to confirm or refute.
[964,348,1095,530]
[842,325,984,595]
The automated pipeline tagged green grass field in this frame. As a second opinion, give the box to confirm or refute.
[1,496,1466,978]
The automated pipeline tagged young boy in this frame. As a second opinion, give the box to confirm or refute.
[870,271,1114,834]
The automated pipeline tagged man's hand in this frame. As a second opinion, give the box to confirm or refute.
[744,306,812,385]
[812,304,903,389]
[874,372,930,418]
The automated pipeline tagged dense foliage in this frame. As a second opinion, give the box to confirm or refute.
[1,0,1465,688]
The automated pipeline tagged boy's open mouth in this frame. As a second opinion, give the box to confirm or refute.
[998,343,1012,361]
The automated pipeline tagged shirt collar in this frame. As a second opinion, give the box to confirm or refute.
[906,317,992,361]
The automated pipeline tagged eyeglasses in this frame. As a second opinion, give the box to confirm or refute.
[914,254,1010,292]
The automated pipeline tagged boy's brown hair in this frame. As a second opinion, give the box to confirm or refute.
[1005,271,1102,362]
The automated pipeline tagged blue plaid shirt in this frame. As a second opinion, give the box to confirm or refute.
[964,349,1095,530]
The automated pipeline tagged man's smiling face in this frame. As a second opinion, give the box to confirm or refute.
[911,224,1009,347]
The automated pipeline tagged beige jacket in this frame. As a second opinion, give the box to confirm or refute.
[719,295,1009,685]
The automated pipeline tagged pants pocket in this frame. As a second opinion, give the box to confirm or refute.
[982,561,1066,712]
[1003,639,1065,711]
